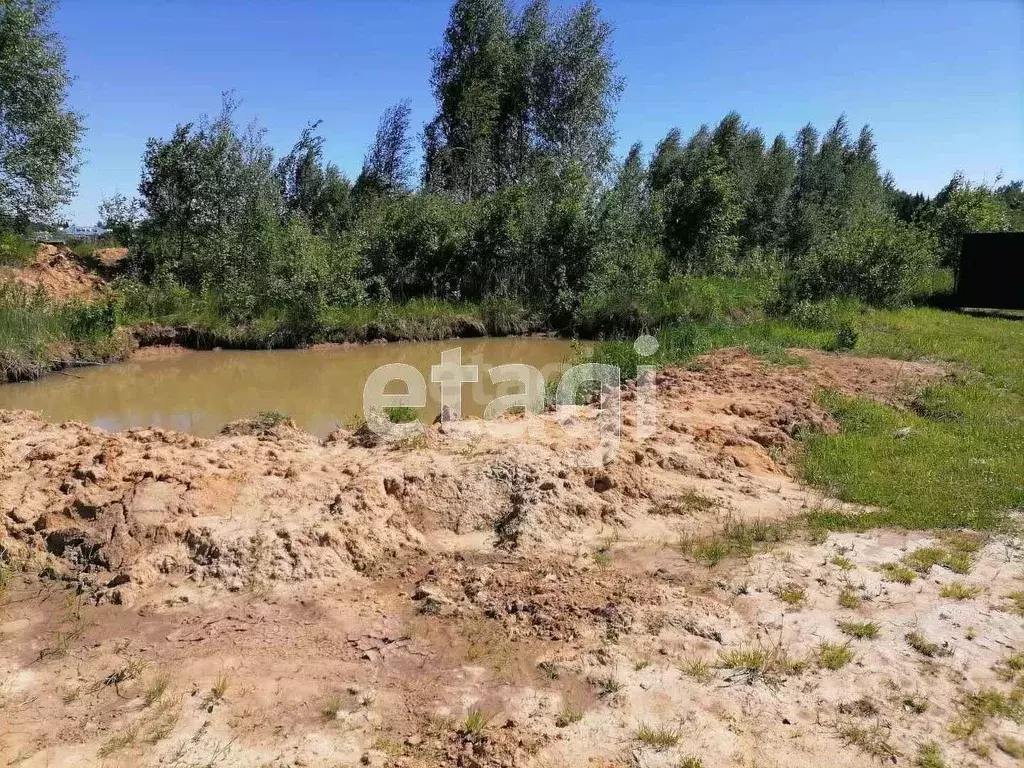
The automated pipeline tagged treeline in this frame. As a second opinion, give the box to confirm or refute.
[8,0,1019,339]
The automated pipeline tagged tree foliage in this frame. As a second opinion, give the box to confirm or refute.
[110,0,1024,331]
[0,0,82,227]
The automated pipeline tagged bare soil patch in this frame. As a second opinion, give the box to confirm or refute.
[4,349,1017,767]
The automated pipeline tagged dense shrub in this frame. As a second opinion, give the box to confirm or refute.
[781,213,937,308]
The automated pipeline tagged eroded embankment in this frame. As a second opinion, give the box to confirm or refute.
[3,350,1022,768]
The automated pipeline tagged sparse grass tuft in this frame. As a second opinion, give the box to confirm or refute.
[460,707,495,736]
[776,584,806,607]
[916,742,947,768]
[718,639,805,687]
[838,586,862,609]
[143,676,170,707]
[678,657,713,684]
[837,620,879,640]
[817,642,855,670]
[634,723,681,750]
[879,562,916,585]
[536,660,560,680]
[555,703,584,728]
[322,693,346,720]
[98,725,138,757]
[590,675,623,699]
[950,687,1024,741]
[939,581,981,600]
[679,759,705,768]
[996,735,1024,759]
[691,540,727,568]
[835,720,901,761]
[1001,590,1024,616]
[202,673,230,708]
[901,695,929,714]
[905,632,950,658]
[830,555,855,570]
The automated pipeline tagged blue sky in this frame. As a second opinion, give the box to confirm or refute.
[56,0,1023,224]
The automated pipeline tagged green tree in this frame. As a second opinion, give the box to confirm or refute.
[276,121,353,234]
[933,172,1009,268]
[746,134,795,253]
[0,0,82,227]
[355,99,414,198]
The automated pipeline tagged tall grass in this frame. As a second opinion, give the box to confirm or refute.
[0,232,36,266]
[0,284,128,381]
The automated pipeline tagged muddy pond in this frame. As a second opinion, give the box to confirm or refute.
[0,337,581,438]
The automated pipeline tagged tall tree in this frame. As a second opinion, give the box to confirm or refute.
[747,134,796,253]
[423,0,620,198]
[423,0,512,198]
[0,0,82,227]
[357,100,414,197]
[277,121,353,233]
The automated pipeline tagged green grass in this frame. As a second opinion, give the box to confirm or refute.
[804,309,1022,532]
[0,231,36,266]
[817,641,855,670]
[0,284,130,382]
[634,723,681,750]
[384,406,419,424]
[837,620,880,640]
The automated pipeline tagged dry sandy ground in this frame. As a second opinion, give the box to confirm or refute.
[0,244,127,302]
[1,349,1022,767]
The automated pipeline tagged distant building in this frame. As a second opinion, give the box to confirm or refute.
[62,225,109,241]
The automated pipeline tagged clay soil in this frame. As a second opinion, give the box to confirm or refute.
[2,349,1022,768]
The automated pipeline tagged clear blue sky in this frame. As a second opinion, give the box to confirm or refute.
[56,0,1023,225]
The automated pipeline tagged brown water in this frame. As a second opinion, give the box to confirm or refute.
[0,338,580,438]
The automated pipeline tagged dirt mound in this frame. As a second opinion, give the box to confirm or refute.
[0,243,110,301]
[0,349,944,602]
[8,349,1019,768]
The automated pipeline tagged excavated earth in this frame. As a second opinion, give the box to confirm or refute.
[0,244,127,302]
[1,349,1022,767]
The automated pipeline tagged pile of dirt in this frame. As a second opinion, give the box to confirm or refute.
[0,350,943,601]
[0,243,120,301]
[6,349,1009,768]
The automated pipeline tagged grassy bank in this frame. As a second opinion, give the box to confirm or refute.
[117,282,541,348]
[0,285,132,383]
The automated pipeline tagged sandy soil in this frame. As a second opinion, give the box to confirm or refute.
[1,349,1021,767]
[0,244,126,302]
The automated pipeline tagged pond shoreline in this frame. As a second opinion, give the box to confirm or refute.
[0,320,566,386]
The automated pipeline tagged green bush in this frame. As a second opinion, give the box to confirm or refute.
[782,213,937,308]
[0,231,36,266]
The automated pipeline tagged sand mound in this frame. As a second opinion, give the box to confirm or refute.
[0,243,110,301]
